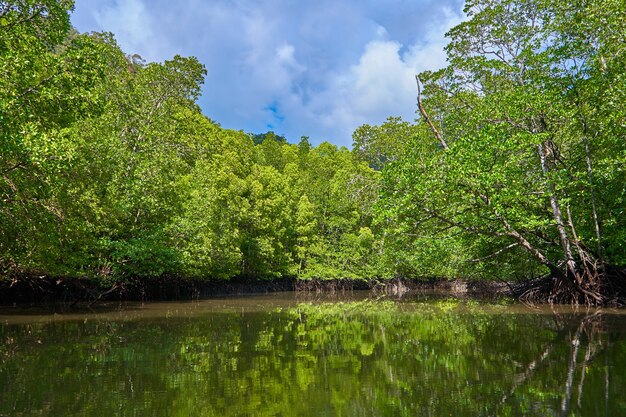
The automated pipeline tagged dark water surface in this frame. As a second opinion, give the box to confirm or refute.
[1,292,626,416]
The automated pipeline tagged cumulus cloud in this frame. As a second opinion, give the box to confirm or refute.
[92,0,167,62]
[306,7,464,142]
[71,0,464,146]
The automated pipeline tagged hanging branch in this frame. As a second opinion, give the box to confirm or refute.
[416,75,449,150]
[466,243,519,263]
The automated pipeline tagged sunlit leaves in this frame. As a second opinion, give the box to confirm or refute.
[377,0,626,280]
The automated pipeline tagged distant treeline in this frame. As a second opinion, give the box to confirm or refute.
[1,1,624,303]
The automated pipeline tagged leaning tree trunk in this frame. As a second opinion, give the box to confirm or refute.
[537,143,578,274]
[416,78,608,305]
[537,139,603,305]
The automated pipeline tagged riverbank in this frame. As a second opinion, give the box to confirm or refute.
[5,272,626,307]
[0,274,516,305]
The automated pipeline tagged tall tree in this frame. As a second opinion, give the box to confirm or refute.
[381,0,625,304]
[0,1,128,274]
[352,116,418,171]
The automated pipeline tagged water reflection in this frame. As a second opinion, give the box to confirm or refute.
[1,296,625,416]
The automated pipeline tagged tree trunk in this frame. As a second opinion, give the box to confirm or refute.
[584,134,603,260]
[538,142,580,284]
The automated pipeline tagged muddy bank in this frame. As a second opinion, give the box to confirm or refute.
[0,274,520,306]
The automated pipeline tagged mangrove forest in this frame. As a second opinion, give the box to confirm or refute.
[1,0,625,305]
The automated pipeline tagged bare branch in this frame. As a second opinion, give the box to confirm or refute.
[416,75,449,150]
[466,243,519,263]
[2,162,26,175]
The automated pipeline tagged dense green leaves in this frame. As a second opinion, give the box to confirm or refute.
[0,1,384,281]
[1,0,623,289]
[376,0,626,288]
[352,116,418,170]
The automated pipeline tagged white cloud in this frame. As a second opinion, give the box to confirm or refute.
[349,41,416,116]
[276,44,302,70]
[71,0,465,146]
[92,0,168,62]
[286,8,463,145]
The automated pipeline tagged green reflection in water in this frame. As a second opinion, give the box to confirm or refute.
[1,298,626,416]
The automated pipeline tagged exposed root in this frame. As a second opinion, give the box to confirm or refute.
[517,267,626,306]
[2,269,624,306]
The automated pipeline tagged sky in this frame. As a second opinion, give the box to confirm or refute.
[70,0,465,147]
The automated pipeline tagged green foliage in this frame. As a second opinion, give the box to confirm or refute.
[1,0,623,286]
[0,1,214,280]
[376,0,626,281]
[0,2,125,274]
[0,2,386,282]
[352,116,418,170]
[250,131,288,145]
[170,136,383,280]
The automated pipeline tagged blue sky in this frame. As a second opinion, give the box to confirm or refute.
[71,0,464,147]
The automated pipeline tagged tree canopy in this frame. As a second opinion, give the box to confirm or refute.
[1,0,624,304]
[377,0,626,303]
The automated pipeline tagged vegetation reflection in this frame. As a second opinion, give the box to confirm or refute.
[2,300,625,416]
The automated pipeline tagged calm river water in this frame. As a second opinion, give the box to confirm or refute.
[1,292,625,416]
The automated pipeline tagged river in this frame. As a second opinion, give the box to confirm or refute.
[1,291,625,416]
